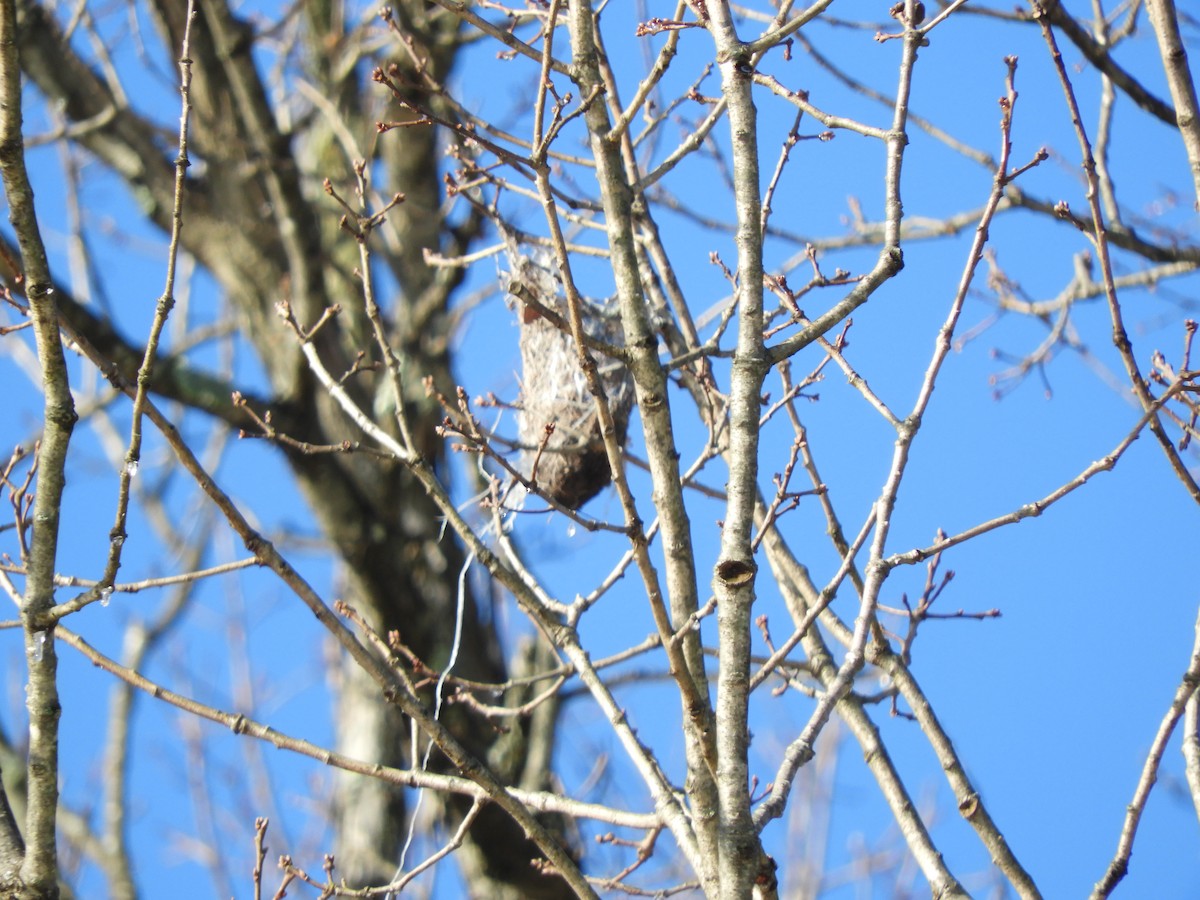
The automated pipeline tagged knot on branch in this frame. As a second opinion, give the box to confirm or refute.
[715,558,755,588]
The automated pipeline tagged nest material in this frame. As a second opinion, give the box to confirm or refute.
[508,249,634,509]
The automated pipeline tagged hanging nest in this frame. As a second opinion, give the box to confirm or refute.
[506,245,634,509]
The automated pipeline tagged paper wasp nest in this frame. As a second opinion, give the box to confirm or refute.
[505,244,634,509]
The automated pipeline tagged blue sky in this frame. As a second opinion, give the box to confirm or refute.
[2,2,1199,897]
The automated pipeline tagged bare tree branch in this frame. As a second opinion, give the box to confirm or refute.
[0,0,76,893]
